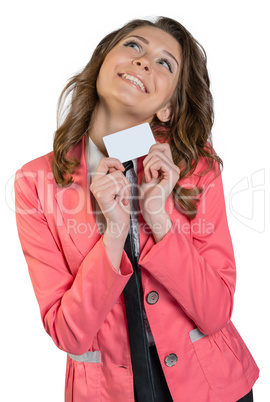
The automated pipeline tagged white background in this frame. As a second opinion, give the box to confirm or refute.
[1,0,269,400]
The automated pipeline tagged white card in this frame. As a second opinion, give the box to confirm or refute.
[103,123,156,163]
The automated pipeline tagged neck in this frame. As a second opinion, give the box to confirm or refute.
[88,102,152,155]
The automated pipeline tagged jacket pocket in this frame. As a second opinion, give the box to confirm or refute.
[65,351,101,402]
[68,351,101,363]
[189,322,252,392]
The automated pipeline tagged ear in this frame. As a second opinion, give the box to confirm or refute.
[155,103,172,122]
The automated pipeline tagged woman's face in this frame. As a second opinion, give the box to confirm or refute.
[96,26,181,122]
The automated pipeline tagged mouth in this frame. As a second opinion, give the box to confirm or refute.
[118,73,148,93]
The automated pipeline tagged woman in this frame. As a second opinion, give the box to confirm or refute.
[15,17,259,401]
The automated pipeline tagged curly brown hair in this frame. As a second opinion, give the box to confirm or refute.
[53,16,222,219]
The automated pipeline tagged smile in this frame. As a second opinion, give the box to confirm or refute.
[119,73,147,93]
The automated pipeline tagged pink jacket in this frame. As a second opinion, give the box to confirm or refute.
[15,137,259,401]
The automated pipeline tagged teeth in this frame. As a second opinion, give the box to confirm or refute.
[122,73,146,92]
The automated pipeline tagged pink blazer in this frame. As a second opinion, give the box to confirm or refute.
[15,137,259,401]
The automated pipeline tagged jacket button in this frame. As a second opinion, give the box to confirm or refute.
[165,353,178,367]
[146,291,159,305]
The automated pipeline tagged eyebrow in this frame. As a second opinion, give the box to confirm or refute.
[125,34,179,67]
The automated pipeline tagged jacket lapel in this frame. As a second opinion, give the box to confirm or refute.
[55,136,101,258]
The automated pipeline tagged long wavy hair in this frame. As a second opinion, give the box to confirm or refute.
[53,16,222,219]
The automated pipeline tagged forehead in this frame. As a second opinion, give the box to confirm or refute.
[123,26,181,59]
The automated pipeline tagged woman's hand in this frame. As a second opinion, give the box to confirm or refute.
[90,157,131,270]
[140,143,180,242]
[90,157,131,233]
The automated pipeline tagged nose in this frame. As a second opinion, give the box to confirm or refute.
[133,58,151,72]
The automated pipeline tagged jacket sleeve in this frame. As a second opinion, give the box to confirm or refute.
[15,169,133,355]
[139,164,236,335]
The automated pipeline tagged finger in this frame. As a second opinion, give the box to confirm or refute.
[148,142,172,159]
[112,180,130,207]
[143,150,169,167]
[91,177,128,198]
[108,167,117,173]
[143,155,172,182]
[149,161,166,181]
[143,149,174,171]
[144,146,180,179]
[92,157,125,182]
[91,175,130,202]
[90,170,127,191]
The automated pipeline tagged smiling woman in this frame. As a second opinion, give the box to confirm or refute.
[14,16,259,402]
[94,26,181,150]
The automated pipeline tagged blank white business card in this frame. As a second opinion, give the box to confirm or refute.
[103,123,156,163]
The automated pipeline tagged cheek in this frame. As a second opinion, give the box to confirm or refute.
[156,71,176,90]
[96,58,114,94]
[96,66,104,91]
[157,78,177,103]
[165,76,178,99]
[96,70,109,99]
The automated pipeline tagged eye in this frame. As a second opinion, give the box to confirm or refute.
[157,58,173,73]
[123,40,142,51]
